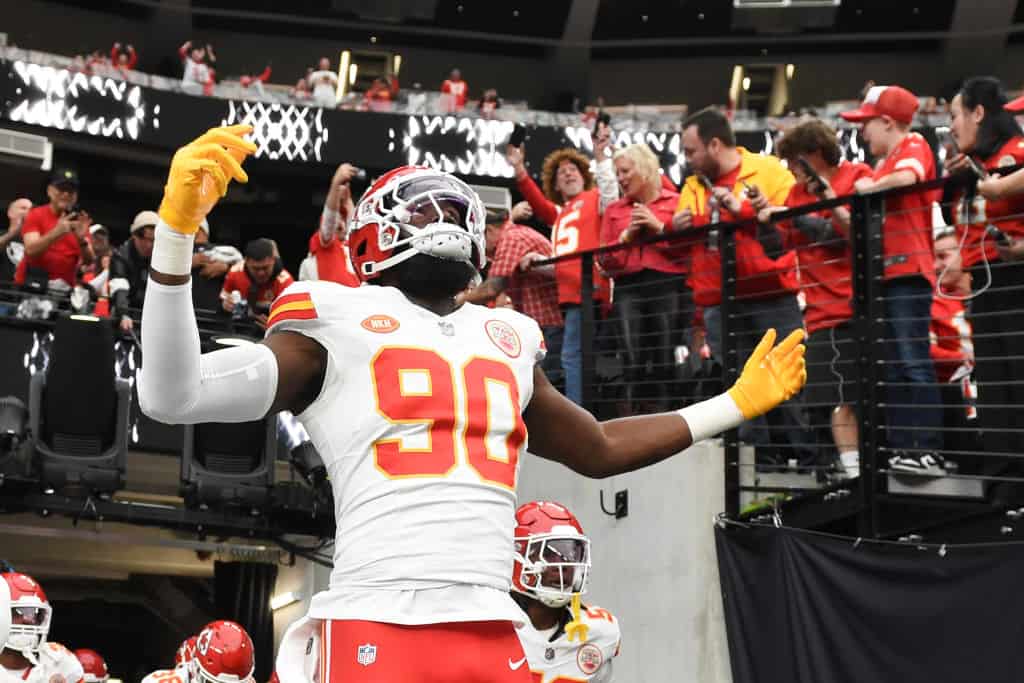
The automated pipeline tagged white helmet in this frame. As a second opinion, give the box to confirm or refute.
[2,572,52,661]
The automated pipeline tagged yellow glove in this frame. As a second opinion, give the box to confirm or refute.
[727,328,807,420]
[158,124,258,234]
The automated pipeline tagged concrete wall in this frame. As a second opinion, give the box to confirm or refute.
[517,440,734,683]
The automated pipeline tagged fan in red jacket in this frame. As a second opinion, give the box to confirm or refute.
[507,137,616,405]
[763,119,874,478]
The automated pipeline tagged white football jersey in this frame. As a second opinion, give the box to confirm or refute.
[140,667,189,683]
[267,281,545,623]
[0,642,84,683]
[516,605,621,683]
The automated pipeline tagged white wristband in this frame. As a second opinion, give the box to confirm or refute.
[151,221,196,276]
[677,392,746,444]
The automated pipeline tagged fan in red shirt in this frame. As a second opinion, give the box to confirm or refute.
[16,168,95,289]
[298,163,360,287]
[507,133,616,405]
[440,68,468,112]
[842,84,944,474]
[110,43,137,76]
[598,143,685,412]
[762,119,874,478]
[220,238,295,328]
[945,76,1024,471]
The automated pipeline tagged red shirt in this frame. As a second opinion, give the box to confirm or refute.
[781,161,874,333]
[487,223,562,327]
[930,288,972,384]
[16,205,82,286]
[954,136,1024,268]
[441,79,468,108]
[308,232,359,287]
[516,175,610,307]
[685,164,799,307]
[875,132,937,284]
[221,264,295,308]
[599,188,684,278]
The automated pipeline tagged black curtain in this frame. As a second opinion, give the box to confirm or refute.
[214,561,278,683]
[715,524,1024,683]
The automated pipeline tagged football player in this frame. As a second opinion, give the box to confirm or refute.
[0,573,84,683]
[512,501,619,682]
[139,126,805,682]
[142,622,253,683]
[74,649,109,683]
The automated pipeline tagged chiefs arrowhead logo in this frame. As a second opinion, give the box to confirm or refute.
[361,315,400,334]
[485,319,522,358]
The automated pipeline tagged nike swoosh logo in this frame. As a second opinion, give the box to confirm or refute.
[508,657,527,670]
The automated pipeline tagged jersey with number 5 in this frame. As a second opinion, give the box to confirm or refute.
[517,605,621,683]
[267,281,545,623]
[550,188,609,307]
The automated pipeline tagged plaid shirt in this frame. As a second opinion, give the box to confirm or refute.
[488,224,563,327]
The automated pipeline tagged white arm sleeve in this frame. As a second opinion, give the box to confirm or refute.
[594,157,619,213]
[139,279,279,424]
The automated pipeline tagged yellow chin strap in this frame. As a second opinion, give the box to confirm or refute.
[565,593,589,643]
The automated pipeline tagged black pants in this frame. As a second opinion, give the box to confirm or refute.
[969,260,1024,488]
[612,269,691,411]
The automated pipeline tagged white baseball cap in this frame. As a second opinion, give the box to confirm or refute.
[130,210,160,233]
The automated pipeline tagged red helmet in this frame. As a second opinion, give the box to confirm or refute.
[347,165,486,282]
[267,673,279,683]
[194,621,255,683]
[75,649,110,683]
[511,501,591,608]
[1,572,52,657]
[175,635,198,668]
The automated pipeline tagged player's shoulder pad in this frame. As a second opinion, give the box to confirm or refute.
[579,605,622,657]
[265,280,364,332]
[472,303,546,364]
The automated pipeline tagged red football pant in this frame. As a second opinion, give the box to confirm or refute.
[320,619,532,682]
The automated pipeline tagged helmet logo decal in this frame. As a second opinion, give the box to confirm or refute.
[196,629,212,657]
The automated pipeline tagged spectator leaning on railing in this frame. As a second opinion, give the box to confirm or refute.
[761,119,873,478]
[16,168,94,290]
[220,238,294,328]
[309,58,338,109]
[841,85,944,475]
[441,68,468,112]
[298,163,360,286]
[945,76,1024,476]
[109,210,157,332]
[179,41,215,96]
[459,204,564,385]
[672,107,816,469]
[508,129,617,405]
[0,198,32,283]
[598,143,685,412]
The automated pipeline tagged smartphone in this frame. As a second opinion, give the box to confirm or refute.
[508,124,526,149]
[796,156,828,196]
[65,203,82,219]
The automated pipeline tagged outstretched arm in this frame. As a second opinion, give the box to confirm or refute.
[524,328,806,478]
[139,125,327,425]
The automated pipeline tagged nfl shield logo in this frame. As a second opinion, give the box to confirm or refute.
[357,643,377,667]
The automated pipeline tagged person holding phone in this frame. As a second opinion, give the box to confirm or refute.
[945,77,1024,488]
[15,168,94,290]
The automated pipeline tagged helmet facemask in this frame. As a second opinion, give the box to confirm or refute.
[514,532,591,608]
[6,603,51,662]
[351,171,486,279]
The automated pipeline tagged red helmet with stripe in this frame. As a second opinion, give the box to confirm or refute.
[511,501,592,608]
[75,648,110,683]
[194,621,255,683]
[175,635,198,669]
[347,166,486,282]
[1,572,52,657]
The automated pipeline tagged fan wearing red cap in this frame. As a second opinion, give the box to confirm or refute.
[841,85,945,474]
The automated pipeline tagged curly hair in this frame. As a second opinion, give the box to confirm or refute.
[540,148,594,203]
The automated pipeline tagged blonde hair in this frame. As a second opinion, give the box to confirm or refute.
[613,143,661,192]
